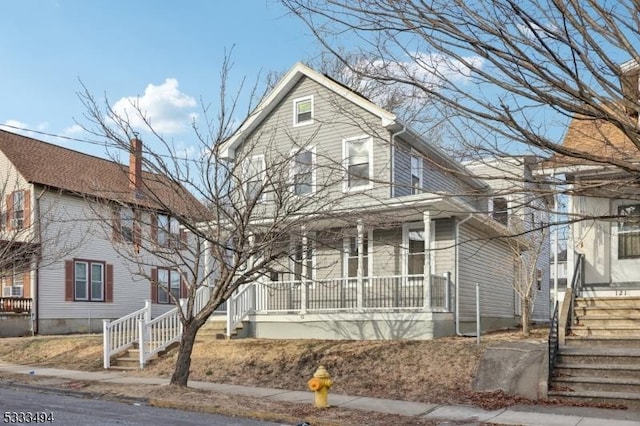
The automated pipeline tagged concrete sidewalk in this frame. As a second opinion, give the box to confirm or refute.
[0,361,639,425]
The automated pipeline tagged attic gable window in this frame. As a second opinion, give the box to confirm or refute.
[293,96,313,126]
[343,135,373,191]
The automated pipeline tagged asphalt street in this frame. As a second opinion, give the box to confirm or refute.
[0,386,285,426]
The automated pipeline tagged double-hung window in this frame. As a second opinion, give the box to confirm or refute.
[157,214,181,248]
[492,197,509,226]
[120,207,134,243]
[12,191,24,229]
[344,136,373,190]
[157,268,181,304]
[619,204,640,259]
[345,235,368,279]
[411,153,423,195]
[291,147,315,195]
[244,155,266,201]
[293,240,314,281]
[74,260,104,301]
[293,96,313,126]
[407,229,425,275]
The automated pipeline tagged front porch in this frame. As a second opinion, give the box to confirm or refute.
[227,273,454,340]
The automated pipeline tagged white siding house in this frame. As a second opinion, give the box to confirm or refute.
[0,130,200,334]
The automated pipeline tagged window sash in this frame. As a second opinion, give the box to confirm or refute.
[295,98,313,124]
[618,204,640,259]
[346,138,371,189]
[157,268,181,304]
[91,263,104,301]
[120,207,134,242]
[74,262,88,300]
[245,156,265,200]
[74,261,104,301]
[13,191,25,229]
[411,155,423,194]
[346,236,368,278]
[293,149,314,195]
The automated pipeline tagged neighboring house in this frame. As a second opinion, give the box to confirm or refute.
[218,62,540,340]
[465,156,551,323]
[541,61,640,297]
[0,129,199,334]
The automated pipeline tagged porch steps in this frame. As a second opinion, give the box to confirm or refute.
[196,319,243,342]
[549,296,640,409]
[109,341,179,370]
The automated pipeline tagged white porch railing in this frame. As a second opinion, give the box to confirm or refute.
[250,273,452,315]
[103,286,209,369]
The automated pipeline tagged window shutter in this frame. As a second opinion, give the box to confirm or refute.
[22,270,30,298]
[6,194,13,231]
[22,190,30,228]
[64,260,74,301]
[150,268,158,303]
[180,276,188,298]
[150,213,158,244]
[105,264,114,302]
[112,207,121,242]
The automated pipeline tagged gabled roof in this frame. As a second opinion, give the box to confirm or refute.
[0,129,203,216]
[221,62,397,158]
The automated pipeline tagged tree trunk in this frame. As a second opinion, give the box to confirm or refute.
[170,322,199,386]
[522,296,531,337]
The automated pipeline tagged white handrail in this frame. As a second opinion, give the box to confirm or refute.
[226,284,255,337]
[139,306,183,367]
[103,300,151,369]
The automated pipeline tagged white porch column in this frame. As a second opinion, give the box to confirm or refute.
[357,219,364,310]
[423,211,432,310]
[300,226,308,314]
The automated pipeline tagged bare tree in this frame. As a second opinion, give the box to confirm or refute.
[77,57,367,386]
[283,0,640,202]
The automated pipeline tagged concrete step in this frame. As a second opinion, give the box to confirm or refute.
[547,389,640,409]
[571,325,640,337]
[575,297,640,309]
[573,315,640,327]
[574,306,640,316]
[564,336,640,347]
[555,363,640,380]
[557,346,640,364]
[552,376,640,393]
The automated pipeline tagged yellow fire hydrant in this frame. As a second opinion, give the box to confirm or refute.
[307,365,333,408]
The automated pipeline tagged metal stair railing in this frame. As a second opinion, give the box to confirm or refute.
[548,301,559,384]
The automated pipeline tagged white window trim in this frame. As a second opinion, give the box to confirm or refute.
[410,150,423,195]
[290,146,316,196]
[292,95,314,127]
[342,135,374,192]
[74,260,105,302]
[243,154,266,202]
[342,230,373,283]
[401,222,433,278]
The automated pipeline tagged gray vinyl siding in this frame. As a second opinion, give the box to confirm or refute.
[433,218,455,277]
[457,223,515,321]
[372,228,403,276]
[393,139,483,209]
[236,77,392,208]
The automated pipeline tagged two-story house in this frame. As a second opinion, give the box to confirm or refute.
[0,129,200,335]
[219,63,536,340]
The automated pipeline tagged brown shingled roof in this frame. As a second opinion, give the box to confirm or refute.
[0,129,204,217]
[547,113,640,168]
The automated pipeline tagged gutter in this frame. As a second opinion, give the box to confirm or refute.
[455,214,473,336]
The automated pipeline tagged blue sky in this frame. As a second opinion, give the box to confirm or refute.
[0,0,321,159]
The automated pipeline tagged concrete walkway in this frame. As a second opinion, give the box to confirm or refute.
[0,361,639,425]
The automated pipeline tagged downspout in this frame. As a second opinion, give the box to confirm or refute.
[34,187,42,335]
[455,214,473,336]
[390,126,407,198]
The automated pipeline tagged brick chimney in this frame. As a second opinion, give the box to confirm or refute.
[129,136,142,196]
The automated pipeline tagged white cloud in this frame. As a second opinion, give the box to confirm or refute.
[112,78,197,134]
[349,53,484,109]
[1,120,43,139]
[63,124,84,135]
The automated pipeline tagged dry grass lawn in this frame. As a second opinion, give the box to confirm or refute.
[0,328,550,425]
